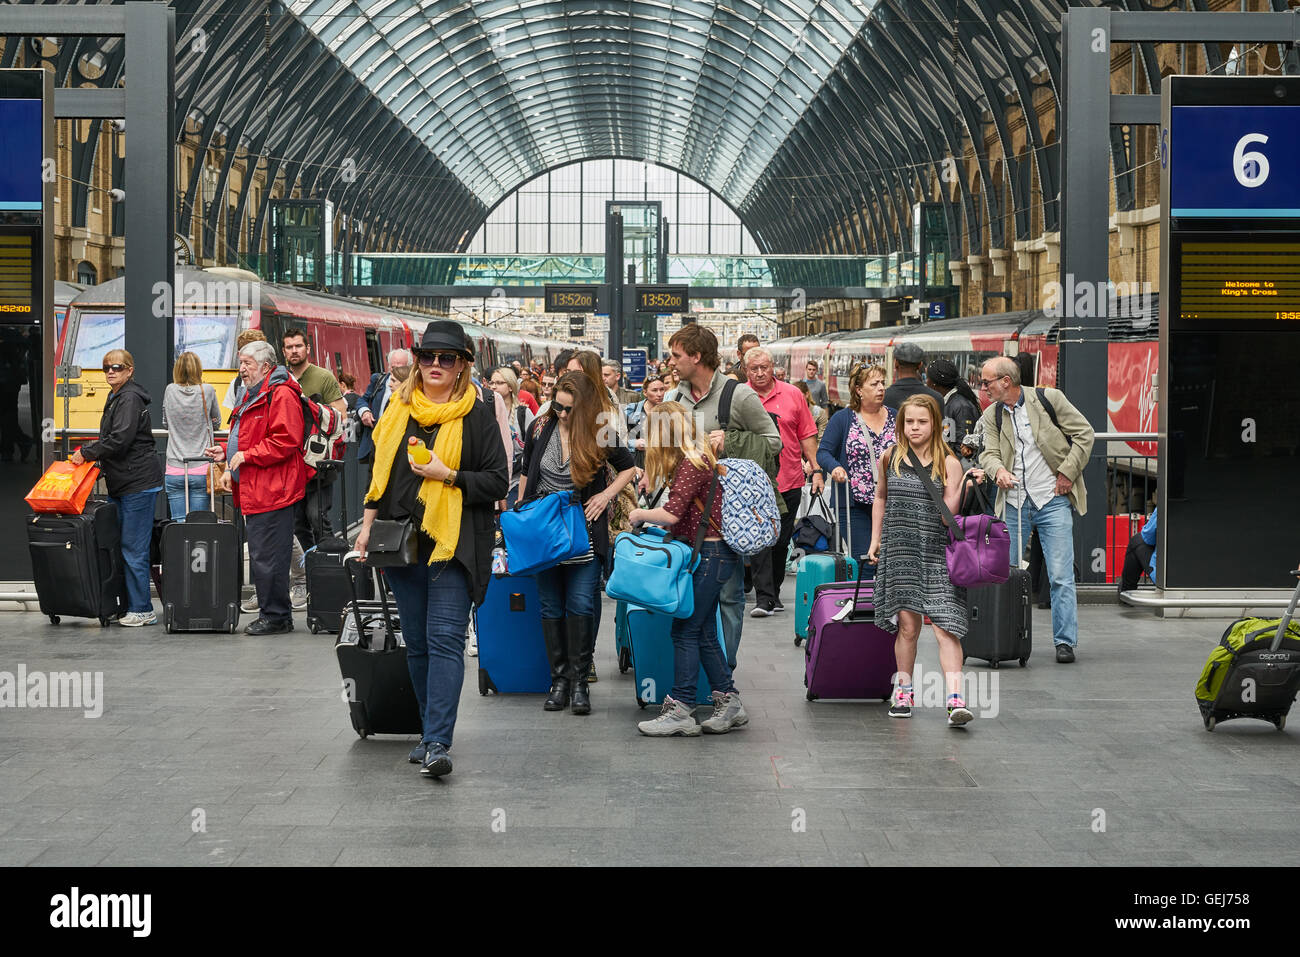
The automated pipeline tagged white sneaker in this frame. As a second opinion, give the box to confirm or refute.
[700,691,749,734]
[241,591,259,614]
[290,582,308,612]
[118,611,157,627]
[466,617,478,658]
[637,696,702,737]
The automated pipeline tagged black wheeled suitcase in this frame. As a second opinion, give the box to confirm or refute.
[960,478,1032,669]
[27,499,125,626]
[306,459,372,634]
[335,558,421,738]
[159,461,241,633]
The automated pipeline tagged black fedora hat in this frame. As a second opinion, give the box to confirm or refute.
[416,321,474,361]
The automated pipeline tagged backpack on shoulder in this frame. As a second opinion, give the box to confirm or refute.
[709,457,781,557]
[299,393,345,468]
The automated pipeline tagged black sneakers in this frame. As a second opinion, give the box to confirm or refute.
[408,742,428,764]
[421,743,452,777]
[1055,644,1076,663]
[244,617,293,636]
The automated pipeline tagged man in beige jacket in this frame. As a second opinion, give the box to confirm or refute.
[977,357,1095,662]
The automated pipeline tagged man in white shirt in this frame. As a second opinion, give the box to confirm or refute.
[977,356,1095,663]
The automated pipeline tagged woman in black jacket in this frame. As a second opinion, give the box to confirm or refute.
[354,322,507,779]
[517,371,637,716]
[70,349,164,627]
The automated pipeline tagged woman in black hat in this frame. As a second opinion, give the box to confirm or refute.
[354,321,508,779]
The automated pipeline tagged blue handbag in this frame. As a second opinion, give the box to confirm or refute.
[606,478,719,619]
[500,490,590,577]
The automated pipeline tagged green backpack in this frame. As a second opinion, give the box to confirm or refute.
[1195,614,1300,728]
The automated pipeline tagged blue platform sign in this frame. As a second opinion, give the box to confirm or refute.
[622,348,647,388]
[927,301,946,320]
[1170,106,1300,217]
[0,99,43,211]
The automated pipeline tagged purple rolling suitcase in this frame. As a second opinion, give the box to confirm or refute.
[804,569,897,702]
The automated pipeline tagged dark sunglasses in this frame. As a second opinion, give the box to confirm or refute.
[552,402,573,415]
[103,363,127,373]
[415,351,460,369]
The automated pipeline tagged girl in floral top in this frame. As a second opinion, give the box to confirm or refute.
[628,401,748,738]
[815,364,896,575]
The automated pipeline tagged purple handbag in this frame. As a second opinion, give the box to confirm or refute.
[905,452,1010,588]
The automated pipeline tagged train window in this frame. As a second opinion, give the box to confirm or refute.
[176,314,238,369]
[365,329,382,375]
[69,312,124,367]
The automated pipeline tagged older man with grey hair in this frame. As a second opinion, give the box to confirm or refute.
[207,340,313,636]
[601,358,638,406]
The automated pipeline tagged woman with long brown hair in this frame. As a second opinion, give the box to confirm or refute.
[866,394,972,727]
[517,370,637,715]
[565,350,614,412]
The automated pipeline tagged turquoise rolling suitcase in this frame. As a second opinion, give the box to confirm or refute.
[794,483,859,647]
[625,604,726,709]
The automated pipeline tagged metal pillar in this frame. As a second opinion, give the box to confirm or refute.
[124,1,175,410]
[1059,7,1112,584]
[605,209,624,359]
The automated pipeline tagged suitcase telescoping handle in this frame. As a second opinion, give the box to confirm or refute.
[343,553,398,651]
[180,456,218,514]
[832,478,851,560]
[1273,569,1300,652]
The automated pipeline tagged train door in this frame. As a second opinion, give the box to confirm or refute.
[365,328,382,378]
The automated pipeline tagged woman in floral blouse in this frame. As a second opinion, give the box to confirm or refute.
[816,364,896,574]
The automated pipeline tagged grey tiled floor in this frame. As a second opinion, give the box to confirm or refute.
[2,586,1298,867]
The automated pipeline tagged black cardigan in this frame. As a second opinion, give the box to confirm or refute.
[79,380,164,497]
[364,394,508,607]
[520,416,635,562]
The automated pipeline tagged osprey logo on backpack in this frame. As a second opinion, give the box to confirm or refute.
[714,458,781,557]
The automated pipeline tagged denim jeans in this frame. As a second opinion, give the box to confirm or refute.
[385,560,472,749]
[670,540,739,706]
[535,559,601,620]
[752,488,803,608]
[110,486,161,614]
[164,472,210,520]
[719,556,745,669]
[1004,494,1078,647]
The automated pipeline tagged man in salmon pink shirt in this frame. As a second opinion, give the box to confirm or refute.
[745,347,823,617]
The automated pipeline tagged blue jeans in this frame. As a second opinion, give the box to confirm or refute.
[110,486,161,614]
[670,540,739,706]
[834,497,875,578]
[385,561,472,748]
[165,472,210,520]
[718,556,745,670]
[1005,495,1078,647]
[535,559,601,620]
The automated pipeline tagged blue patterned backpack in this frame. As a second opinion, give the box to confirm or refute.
[707,458,780,557]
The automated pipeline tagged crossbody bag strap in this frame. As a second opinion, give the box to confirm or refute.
[690,473,721,563]
[904,449,962,539]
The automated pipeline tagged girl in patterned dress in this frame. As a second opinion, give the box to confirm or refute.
[866,395,974,727]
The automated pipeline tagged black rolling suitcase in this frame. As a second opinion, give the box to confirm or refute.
[27,499,125,626]
[960,478,1032,669]
[159,461,241,633]
[335,557,421,738]
[306,459,372,634]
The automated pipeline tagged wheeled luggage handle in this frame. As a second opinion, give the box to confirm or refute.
[180,455,219,513]
[1273,569,1300,651]
[343,553,398,651]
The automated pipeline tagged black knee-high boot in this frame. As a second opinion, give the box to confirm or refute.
[568,616,595,715]
[542,618,569,711]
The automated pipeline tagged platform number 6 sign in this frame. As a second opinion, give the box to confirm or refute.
[1233,134,1269,189]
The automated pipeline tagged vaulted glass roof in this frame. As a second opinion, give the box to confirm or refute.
[286,0,878,208]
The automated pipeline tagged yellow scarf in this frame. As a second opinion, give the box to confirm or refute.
[366,383,477,564]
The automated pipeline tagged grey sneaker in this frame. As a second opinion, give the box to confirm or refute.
[240,590,259,614]
[700,691,749,734]
[637,696,701,737]
[118,611,157,627]
[290,582,308,612]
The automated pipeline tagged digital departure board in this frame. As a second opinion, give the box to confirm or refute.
[0,229,38,322]
[1171,237,1300,329]
[634,285,689,313]
[545,284,598,313]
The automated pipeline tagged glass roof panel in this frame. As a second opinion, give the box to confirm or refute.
[289,0,879,207]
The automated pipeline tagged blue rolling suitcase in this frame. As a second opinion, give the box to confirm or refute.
[794,483,859,647]
[615,600,634,674]
[475,574,551,695]
[625,604,726,709]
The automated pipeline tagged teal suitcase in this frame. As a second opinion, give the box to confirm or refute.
[794,484,859,646]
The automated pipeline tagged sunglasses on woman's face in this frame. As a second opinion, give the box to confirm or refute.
[103,363,127,373]
[415,351,459,370]
[552,402,573,415]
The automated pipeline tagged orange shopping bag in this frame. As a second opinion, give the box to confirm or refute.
[25,459,99,514]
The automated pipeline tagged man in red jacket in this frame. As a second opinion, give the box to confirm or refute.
[209,340,312,635]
